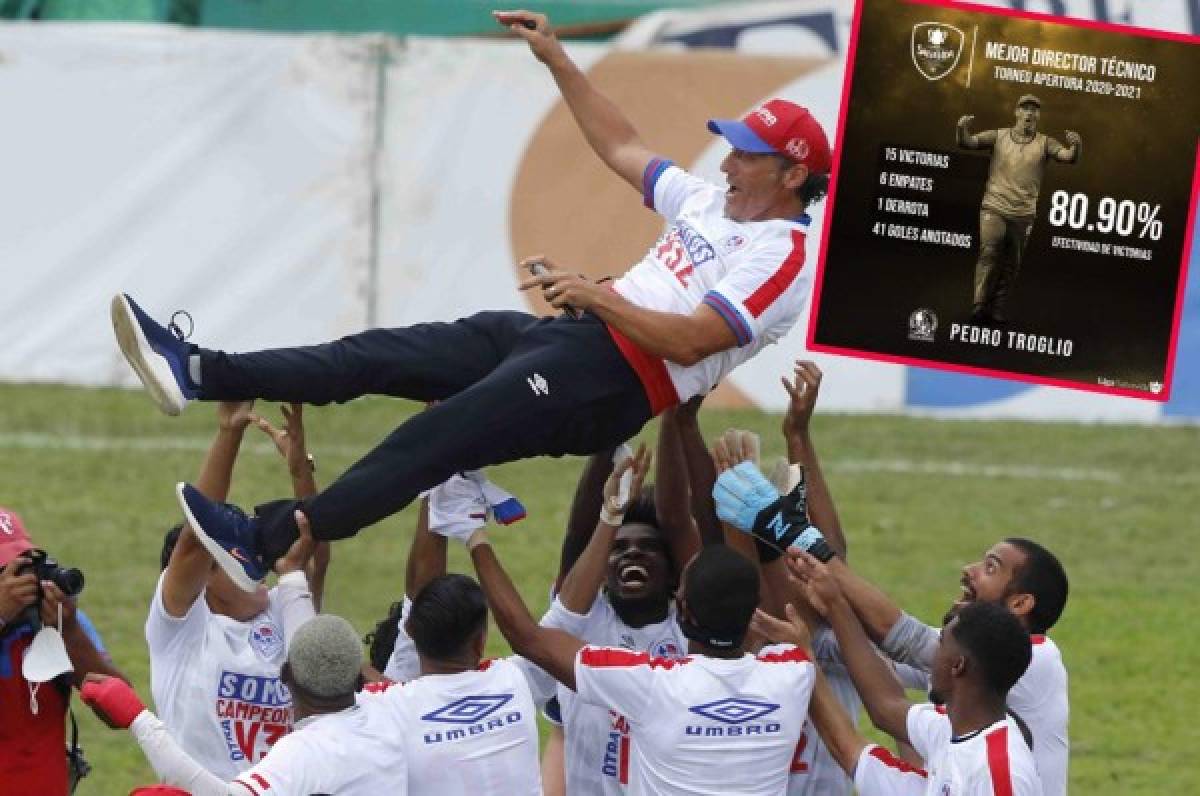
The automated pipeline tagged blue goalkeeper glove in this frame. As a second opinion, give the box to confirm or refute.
[712,461,834,563]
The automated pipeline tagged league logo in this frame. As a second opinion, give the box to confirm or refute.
[908,308,938,342]
[650,638,683,658]
[249,621,284,661]
[911,23,965,81]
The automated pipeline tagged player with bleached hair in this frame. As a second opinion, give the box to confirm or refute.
[83,614,410,795]
[958,94,1081,324]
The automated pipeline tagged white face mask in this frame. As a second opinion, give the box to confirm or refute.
[22,603,73,714]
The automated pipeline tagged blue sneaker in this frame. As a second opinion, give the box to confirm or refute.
[175,483,267,592]
[111,294,198,416]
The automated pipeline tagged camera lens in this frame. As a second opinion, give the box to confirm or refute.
[55,568,85,597]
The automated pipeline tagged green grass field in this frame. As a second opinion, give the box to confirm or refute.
[1,382,1196,793]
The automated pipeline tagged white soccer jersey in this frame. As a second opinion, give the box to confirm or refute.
[884,616,1067,796]
[854,706,1041,796]
[230,700,407,796]
[365,658,542,795]
[1008,635,1068,796]
[775,630,930,796]
[145,574,295,780]
[573,644,815,795]
[611,161,813,405]
[542,594,686,795]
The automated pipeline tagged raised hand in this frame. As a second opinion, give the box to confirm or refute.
[601,443,651,525]
[252,403,311,478]
[493,9,562,64]
[216,400,255,432]
[273,510,316,576]
[781,360,822,442]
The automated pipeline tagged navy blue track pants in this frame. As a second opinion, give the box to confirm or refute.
[198,311,654,557]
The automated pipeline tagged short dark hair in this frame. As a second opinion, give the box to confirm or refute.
[950,601,1032,696]
[406,574,487,661]
[683,546,759,644]
[363,600,406,672]
[798,171,830,206]
[1003,538,1068,634]
[160,523,184,571]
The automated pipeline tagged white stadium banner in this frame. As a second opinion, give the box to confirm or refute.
[0,7,1195,421]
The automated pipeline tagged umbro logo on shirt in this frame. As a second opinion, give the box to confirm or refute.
[527,373,549,396]
[421,694,523,745]
[686,698,783,737]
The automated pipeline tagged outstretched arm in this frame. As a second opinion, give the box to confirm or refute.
[796,555,912,743]
[555,447,619,586]
[82,676,232,795]
[558,446,652,614]
[781,361,847,558]
[253,404,329,609]
[162,402,254,617]
[655,406,703,567]
[496,9,655,192]
[468,532,585,690]
[956,115,997,150]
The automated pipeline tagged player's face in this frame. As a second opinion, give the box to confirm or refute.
[1014,104,1040,134]
[206,565,270,621]
[719,149,804,222]
[951,541,1027,616]
[606,523,671,603]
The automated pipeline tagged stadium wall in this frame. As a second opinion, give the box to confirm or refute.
[0,14,1194,422]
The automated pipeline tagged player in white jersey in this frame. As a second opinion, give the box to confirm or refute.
[461,509,815,795]
[86,614,409,795]
[365,572,545,794]
[540,439,695,795]
[111,8,834,600]
[796,538,1069,795]
[146,402,323,780]
[788,564,1041,795]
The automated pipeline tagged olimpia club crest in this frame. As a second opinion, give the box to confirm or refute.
[911,22,965,81]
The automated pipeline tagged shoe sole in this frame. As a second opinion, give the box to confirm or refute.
[175,482,260,593]
[111,294,187,417]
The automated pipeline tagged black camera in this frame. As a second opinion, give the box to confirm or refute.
[12,549,85,597]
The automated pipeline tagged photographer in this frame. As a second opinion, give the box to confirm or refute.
[0,505,127,796]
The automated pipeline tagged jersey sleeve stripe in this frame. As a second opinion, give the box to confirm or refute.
[1030,634,1046,645]
[702,291,753,346]
[743,229,807,318]
[232,779,263,795]
[985,726,1014,796]
[868,744,928,778]
[642,157,674,210]
[756,646,812,664]
[579,646,691,669]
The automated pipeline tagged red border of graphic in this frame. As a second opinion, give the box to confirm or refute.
[805,0,1200,402]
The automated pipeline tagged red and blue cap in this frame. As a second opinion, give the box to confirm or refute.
[707,99,833,174]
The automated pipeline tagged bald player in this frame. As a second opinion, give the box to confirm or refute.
[958,95,1081,324]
